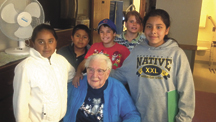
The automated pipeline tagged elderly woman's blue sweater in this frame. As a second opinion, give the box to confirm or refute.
[63,76,141,122]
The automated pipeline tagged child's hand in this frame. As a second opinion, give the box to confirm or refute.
[72,73,83,88]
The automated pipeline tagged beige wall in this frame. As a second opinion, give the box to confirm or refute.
[156,0,203,69]
[156,0,202,45]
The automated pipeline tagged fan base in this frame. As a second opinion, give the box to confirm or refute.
[5,47,30,55]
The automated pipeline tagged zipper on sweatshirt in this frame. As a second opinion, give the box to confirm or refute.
[48,59,51,65]
[42,104,47,120]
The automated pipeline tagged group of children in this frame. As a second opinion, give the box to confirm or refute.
[13,9,195,122]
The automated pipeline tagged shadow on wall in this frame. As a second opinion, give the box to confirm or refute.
[0,31,17,52]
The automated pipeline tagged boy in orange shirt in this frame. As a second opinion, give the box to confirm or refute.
[72,19,130,87]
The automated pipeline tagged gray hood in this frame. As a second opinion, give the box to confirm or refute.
[140,38,179,50]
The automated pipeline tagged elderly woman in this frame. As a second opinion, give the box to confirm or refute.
[63,54,140,122]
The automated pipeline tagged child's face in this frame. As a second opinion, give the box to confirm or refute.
[125,15,141,34]
[99,25,116,44]
[33,29,57,59]
[71,29,89,49]
[144,16,170,47]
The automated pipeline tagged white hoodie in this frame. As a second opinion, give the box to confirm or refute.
[13,48,75,122]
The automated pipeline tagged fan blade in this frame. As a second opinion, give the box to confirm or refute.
[1,3,18,23]
[14,25,33,39]
[24,2,41,18]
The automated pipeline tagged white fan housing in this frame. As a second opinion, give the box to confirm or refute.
[0,0,45,55]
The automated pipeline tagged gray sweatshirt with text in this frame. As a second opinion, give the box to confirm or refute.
[110,39,195,122]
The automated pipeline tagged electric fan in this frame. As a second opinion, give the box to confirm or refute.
[0,0,44,55]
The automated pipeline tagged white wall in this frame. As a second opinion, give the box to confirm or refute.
[156,0,203,69]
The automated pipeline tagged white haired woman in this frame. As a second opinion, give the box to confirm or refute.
[63,54,141,122]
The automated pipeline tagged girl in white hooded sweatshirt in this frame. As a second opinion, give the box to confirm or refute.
[13,24,75,122]
[110,9,195,122]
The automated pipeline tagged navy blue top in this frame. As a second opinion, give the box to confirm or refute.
[76,80,108,122]
[57,44,89,72]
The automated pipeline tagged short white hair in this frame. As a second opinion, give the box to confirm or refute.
[85,54,112,70]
